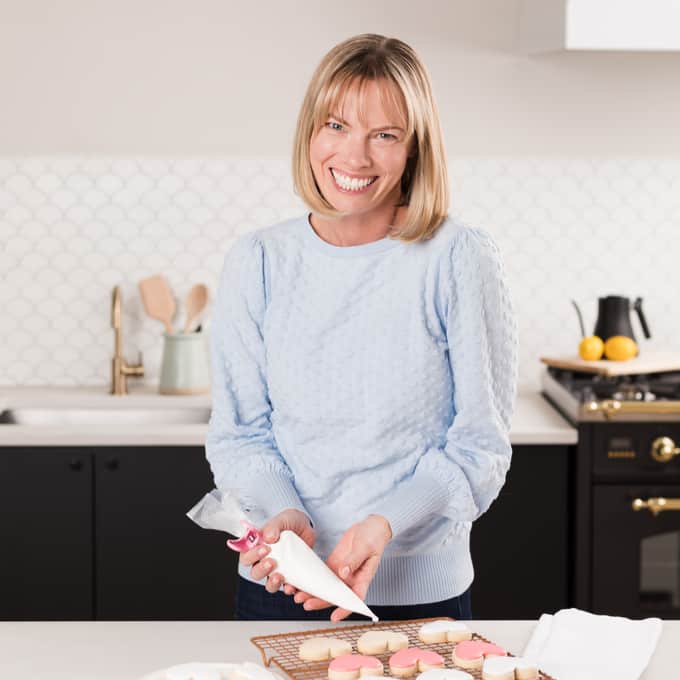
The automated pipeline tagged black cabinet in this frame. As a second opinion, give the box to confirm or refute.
[470,445,571,619]
[0,449,93,620]
[0,446,238,621]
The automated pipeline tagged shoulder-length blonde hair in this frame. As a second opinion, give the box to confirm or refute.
[292,34,449,243]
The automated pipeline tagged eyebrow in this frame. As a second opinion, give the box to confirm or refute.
[328,112,404,133]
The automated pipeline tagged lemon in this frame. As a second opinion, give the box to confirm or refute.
[579,335,604,361]
[604,335,638,361]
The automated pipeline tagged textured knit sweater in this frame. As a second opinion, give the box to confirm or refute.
[205,212,518,606]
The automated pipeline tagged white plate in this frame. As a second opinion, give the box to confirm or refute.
[138,662,238,680]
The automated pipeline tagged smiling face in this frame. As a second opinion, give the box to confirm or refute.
[309,78,412,221]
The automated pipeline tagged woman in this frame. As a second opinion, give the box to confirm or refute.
[206,34,518,621]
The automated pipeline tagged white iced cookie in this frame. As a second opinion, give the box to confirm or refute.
[417,670,474,680]
[481,657,538,680]
[357,630,409,655]
[299,637,353,662]
[418,621,472,644]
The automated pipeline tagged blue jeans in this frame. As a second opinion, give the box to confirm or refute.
[234,576,472,621]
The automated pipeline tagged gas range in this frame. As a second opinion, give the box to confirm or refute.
[542,365,680,422]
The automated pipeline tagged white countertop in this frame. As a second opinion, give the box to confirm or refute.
[0,619,672,680]
[0,386,577,447]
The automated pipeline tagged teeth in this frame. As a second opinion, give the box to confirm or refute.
[331,169,376,191]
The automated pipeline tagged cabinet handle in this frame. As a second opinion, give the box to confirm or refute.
[105,458,119,471]
[69,458,83,471]
[632,497,680,516]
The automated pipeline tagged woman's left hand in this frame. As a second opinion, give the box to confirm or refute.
[293,514,392,621]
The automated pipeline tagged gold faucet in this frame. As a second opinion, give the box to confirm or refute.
[111,285,144,395]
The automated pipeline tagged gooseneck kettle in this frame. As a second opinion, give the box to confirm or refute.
[593,296,651,343]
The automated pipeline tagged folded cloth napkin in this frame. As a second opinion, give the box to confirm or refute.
[522,608,662,680]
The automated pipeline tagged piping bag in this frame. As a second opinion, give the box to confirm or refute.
[186,489,378,621]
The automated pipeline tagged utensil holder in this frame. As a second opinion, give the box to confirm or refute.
[159,331,210,395]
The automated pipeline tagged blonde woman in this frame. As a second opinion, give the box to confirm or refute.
[206,34,518,621]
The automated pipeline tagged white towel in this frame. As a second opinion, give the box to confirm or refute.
[522,608,662,680]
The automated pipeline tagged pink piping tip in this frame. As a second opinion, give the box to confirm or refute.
[226,519,264,553]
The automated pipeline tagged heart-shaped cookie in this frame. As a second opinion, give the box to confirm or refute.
[418,620,472,644]
[482,656,538,680]
[416,670,474,680]
[452,640,507,670]
[328,654,383,680]
[356,630,409,655]
[388,648,445,677]
[299,637,352,662]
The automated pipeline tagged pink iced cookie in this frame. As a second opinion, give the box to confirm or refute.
[452,640,507,670]
[328,654,383,680]
[388,648,445,678]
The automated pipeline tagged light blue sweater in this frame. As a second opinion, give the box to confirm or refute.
[205,213,518,606]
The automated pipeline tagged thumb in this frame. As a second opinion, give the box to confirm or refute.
[338,551,367,580]
[261,520,283,544]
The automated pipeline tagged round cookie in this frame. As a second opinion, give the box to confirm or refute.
[299,637,352,662]
[357,630,409,655]
[452,641,507,670]
[328,654,384,680]
[389,648,445,678]
[418,621,472,645]
[417,670,473,680]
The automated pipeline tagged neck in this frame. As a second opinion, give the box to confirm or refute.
[310,204,403,247]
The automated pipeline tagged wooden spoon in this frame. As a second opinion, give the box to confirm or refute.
[183,283,209,333]
[138,275,176,334]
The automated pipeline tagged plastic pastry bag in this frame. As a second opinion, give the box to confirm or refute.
[186,489,378,622]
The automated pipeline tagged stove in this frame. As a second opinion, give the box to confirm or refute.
[542,365,680,422]
[541,366,680,619]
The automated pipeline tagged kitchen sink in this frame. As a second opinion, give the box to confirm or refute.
[0,407,211,426]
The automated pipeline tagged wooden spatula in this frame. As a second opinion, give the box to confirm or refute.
[183,283,209,333]
[138,275,176,334]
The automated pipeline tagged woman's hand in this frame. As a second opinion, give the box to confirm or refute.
[294,514,392,621]
[237,508,315,594]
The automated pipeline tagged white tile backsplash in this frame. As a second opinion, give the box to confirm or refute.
[1,157,679,391]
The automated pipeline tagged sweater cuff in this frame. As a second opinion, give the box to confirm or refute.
[371,474,449,539]
[244,471,312,525]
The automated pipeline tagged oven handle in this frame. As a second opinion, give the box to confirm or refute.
[632,497,680,516]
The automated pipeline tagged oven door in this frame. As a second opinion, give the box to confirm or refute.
[593,484,680,618]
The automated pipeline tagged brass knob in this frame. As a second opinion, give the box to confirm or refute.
[632,497,680,515]
[650,436,680,463]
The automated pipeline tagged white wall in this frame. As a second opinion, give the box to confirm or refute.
[2,1,680,389]
[2,0,680,157]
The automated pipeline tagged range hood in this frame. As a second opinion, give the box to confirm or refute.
[519,0,680,52]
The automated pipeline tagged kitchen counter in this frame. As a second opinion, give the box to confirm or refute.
[0,386,577,447]
[0,619,672,680]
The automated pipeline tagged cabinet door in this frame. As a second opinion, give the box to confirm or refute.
[0,448,93,620]
[95,447,237,620]
[470,445,570,618]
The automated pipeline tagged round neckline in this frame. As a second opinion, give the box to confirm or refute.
[303,212,401,257]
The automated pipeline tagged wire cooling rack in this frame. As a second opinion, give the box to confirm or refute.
[250,617,556,680]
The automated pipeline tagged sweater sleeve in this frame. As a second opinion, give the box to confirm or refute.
[371,226,518,538]
[205,232,310,522]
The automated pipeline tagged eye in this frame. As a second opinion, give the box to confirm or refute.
[376,132,397,141]
[325,121,343,132]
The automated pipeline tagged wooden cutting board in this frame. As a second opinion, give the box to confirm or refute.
[540,351,680,376]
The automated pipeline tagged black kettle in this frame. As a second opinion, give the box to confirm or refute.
[593,296,651,343]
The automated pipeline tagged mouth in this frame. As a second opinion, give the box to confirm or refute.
[329,168,378,194]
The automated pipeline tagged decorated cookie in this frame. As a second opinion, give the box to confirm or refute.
[416,670,474,680]
[388,648,445,678]
[482,656,538,680]
[299,637,352,662]
[418,620,472,645]
[356,630,409,655]
[328,654,384,680]
[452,641,507,670]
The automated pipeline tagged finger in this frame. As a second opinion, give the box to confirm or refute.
[294,590,311,604]
[283,584,296,596]
[265,572,283,594]
[331,607,351,622]
[239,544,269,568]
[250,557,277,582]
[262,523,280,544]
[303,597,332,611]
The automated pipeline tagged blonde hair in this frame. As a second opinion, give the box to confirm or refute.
[292,34,450,243]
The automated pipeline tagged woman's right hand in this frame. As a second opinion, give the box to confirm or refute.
[237,508,315,594]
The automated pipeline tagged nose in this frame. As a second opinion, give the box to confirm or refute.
[340,133,371,169]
